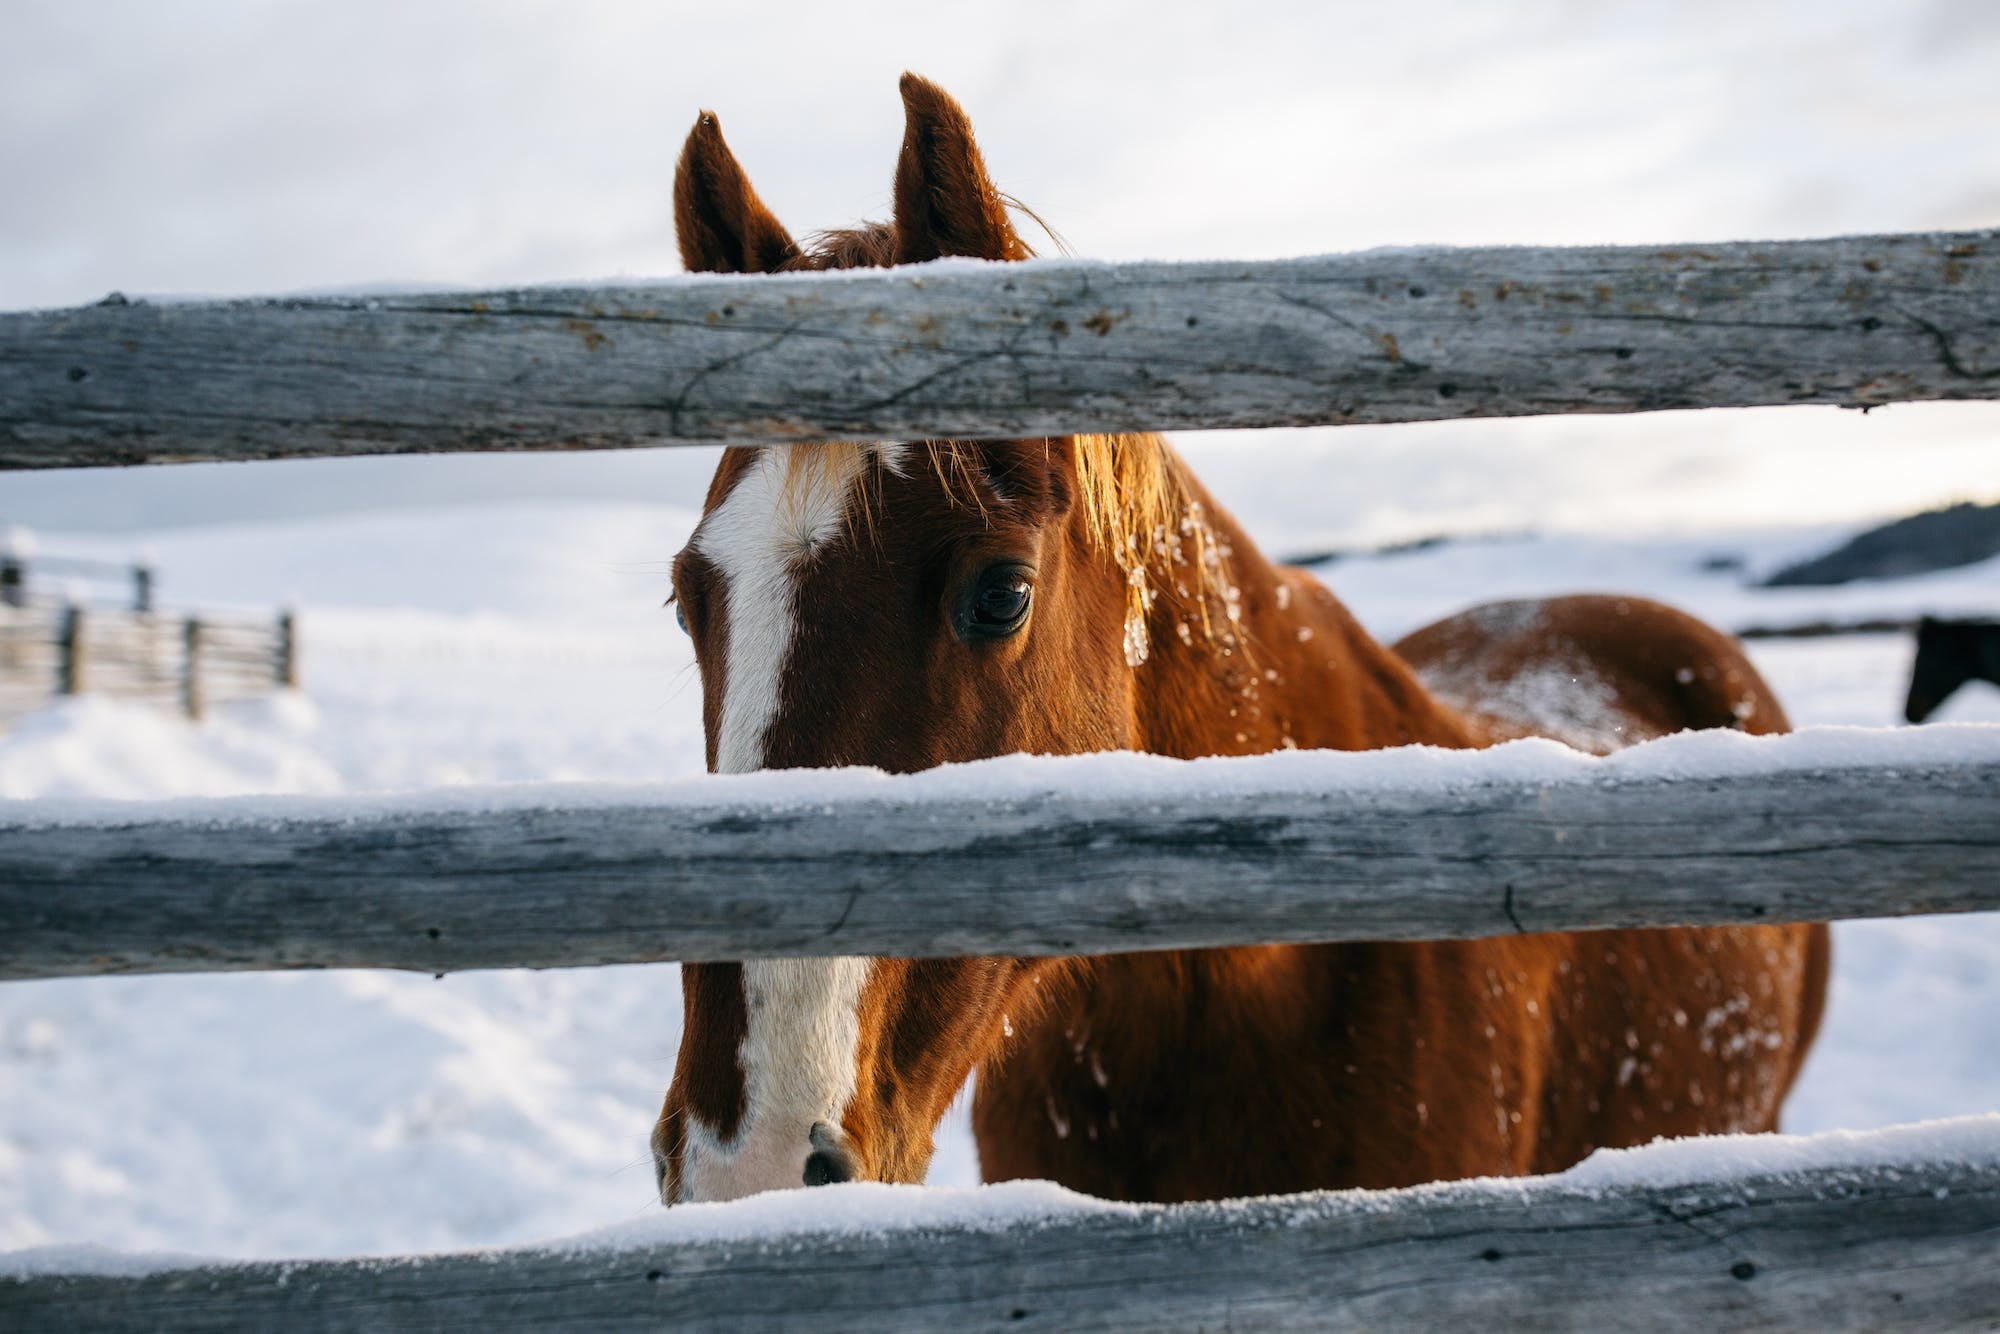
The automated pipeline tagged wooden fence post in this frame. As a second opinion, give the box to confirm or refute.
[276,611,299,689]
[181,617,203,720]
[57,605,85,696]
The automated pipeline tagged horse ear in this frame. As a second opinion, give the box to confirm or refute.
[892,74,1029,265]
[675,112,800,274]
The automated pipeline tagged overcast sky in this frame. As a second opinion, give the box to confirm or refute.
[4,0,1996,541]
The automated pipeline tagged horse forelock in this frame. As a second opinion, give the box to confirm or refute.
[777,209,1046,273]
[777,221,900,272]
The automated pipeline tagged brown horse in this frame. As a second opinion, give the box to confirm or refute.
[652,75,1829,1206]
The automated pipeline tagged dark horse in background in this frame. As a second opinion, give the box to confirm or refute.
[1906,617,2000,723]
[650,75,1830,1207]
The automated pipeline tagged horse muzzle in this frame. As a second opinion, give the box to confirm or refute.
[803,1120,862,1186]
[659,1117,867,1204]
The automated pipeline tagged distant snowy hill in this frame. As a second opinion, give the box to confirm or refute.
[1764,500,2000,586]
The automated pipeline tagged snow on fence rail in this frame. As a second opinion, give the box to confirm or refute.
[1,229,1996,470]
[7,1119,1999,1331]
[3,727,1997,981]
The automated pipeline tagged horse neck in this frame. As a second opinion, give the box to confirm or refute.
[1125,463,1481,759]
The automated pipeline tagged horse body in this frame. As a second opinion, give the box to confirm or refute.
[652,75,1828,1207]
[973,489,1826,1201]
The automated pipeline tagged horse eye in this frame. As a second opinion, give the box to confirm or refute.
[976,578,1029,624]
[673,600,688,634]
[956,566,1033,642]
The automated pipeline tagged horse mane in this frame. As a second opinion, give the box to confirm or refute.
[775,222,901,273]
[775,191,1064,272]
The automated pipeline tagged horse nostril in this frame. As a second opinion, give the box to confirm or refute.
[802,1149,853,1187]
[804,1120,859,1187]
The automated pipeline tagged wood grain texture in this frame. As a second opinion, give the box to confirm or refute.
[3,760,1994,979]
[3,230,1995,470]
[5,1159,1995,1331]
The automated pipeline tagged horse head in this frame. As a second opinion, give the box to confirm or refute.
[652,76,1245,1203]
[1905,616,2000,723]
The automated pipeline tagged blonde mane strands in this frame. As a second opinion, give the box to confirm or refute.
[1069,433,1229,666]
[770,441,878,551]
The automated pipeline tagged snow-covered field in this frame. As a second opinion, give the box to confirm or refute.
[1,495,1996,1261]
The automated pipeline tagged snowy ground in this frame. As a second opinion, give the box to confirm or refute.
[1,497,1996,1259]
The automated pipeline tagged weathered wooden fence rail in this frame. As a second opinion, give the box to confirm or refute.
[6,1152,1996,1331]
[2,230,1995,470]
[4,735,1996,979]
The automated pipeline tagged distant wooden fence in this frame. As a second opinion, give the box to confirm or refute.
[0,601,295,725]
[2,232,1998,1329]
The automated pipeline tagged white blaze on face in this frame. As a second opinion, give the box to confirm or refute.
[675,445,901,1202]
[696,449,838,774]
